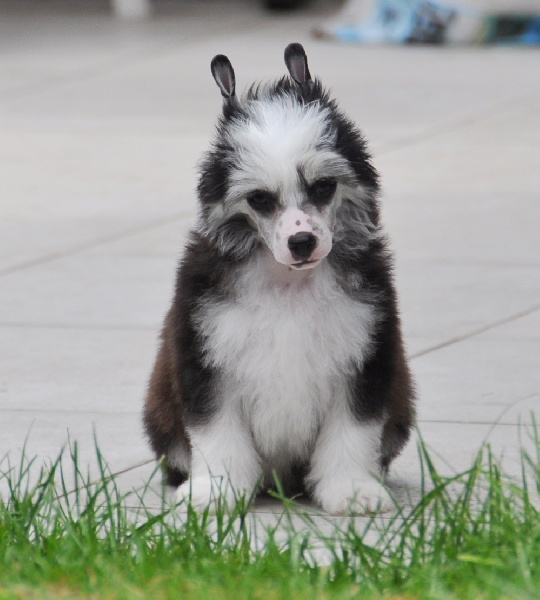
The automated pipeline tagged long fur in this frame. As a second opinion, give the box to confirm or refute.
[143,46,415,515]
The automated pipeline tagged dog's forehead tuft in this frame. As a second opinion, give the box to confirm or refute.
[220,93,343,200]
[229,94,333,153]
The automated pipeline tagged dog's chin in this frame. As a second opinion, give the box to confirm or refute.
[270,249,328,271]
[289,258,321,270]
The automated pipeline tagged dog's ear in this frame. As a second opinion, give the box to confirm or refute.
[211,54,236,99]
[284,43,311,86]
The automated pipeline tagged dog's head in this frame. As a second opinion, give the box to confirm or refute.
[198,43,380,268]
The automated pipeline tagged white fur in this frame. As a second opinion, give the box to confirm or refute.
[167,442,191,473]
[176,393,261,512]
[184,253,381,513]
[225,96,334,201]
[307,404,392,514]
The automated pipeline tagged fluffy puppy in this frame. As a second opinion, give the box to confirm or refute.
[144,43,415,515]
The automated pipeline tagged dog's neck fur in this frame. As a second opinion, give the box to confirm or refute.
[242,249,321,291]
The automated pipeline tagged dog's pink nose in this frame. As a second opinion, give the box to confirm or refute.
[288,232,316,260]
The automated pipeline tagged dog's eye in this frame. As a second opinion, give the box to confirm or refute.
[313,178,337,197]
[247,191,276,213]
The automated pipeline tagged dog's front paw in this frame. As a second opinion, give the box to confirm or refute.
[176,476,216,511]
[175,477,250,514]
[315,477,393,516]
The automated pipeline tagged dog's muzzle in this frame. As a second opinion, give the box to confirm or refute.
[270,207,332,269]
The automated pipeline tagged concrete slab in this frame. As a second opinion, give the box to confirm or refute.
[412,338,539,425]
[435,100,540,146]
[84,218,192,258]
[0,1,283,102]
[0,130,203,212]
[0,410,152,479]
[379,140,540,267]
[396,261,540,343]
[0,127,201,273]
[0,255,176,328]
[385,191,540,269]
[0,326,157,413]
[0,0,538,540]
[477,309,540,341]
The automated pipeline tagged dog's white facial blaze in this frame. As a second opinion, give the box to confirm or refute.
[267,206,332,268]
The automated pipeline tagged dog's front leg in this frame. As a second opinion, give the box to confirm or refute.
[307,405,392,515]
[176,407,261,513]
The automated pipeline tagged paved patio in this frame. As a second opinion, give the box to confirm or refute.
[1,0,539,522]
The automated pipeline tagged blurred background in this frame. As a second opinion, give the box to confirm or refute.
[1,0,539,490]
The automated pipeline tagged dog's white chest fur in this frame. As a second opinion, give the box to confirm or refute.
[196,255,376,465]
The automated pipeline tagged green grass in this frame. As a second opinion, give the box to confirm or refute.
[1,426,539,600]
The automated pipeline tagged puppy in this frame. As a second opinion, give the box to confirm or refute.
[144,43,415,515]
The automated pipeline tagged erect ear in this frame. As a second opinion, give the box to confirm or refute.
[210,54,236,99]
[284,43,312,86]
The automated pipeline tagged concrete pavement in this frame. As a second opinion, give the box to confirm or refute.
[1,0,539,521]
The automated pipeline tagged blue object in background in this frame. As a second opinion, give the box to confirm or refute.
[333,0,457,43]
[330,0,540,44]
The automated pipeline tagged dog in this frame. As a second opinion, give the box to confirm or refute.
[143,43,415,515]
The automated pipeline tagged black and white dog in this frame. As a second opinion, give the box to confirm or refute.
[144,44,415,515]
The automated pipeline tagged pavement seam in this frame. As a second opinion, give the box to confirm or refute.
[375,88,540,157]
[0,209,192,278]
[409,303,540,360]
[55,458,155,500]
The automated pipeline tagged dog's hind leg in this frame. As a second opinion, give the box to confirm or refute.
[143,339,190,488]
[380,334,416,471]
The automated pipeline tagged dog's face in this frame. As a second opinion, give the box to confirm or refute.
[221,97,360,270]
[198,45,379,266]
